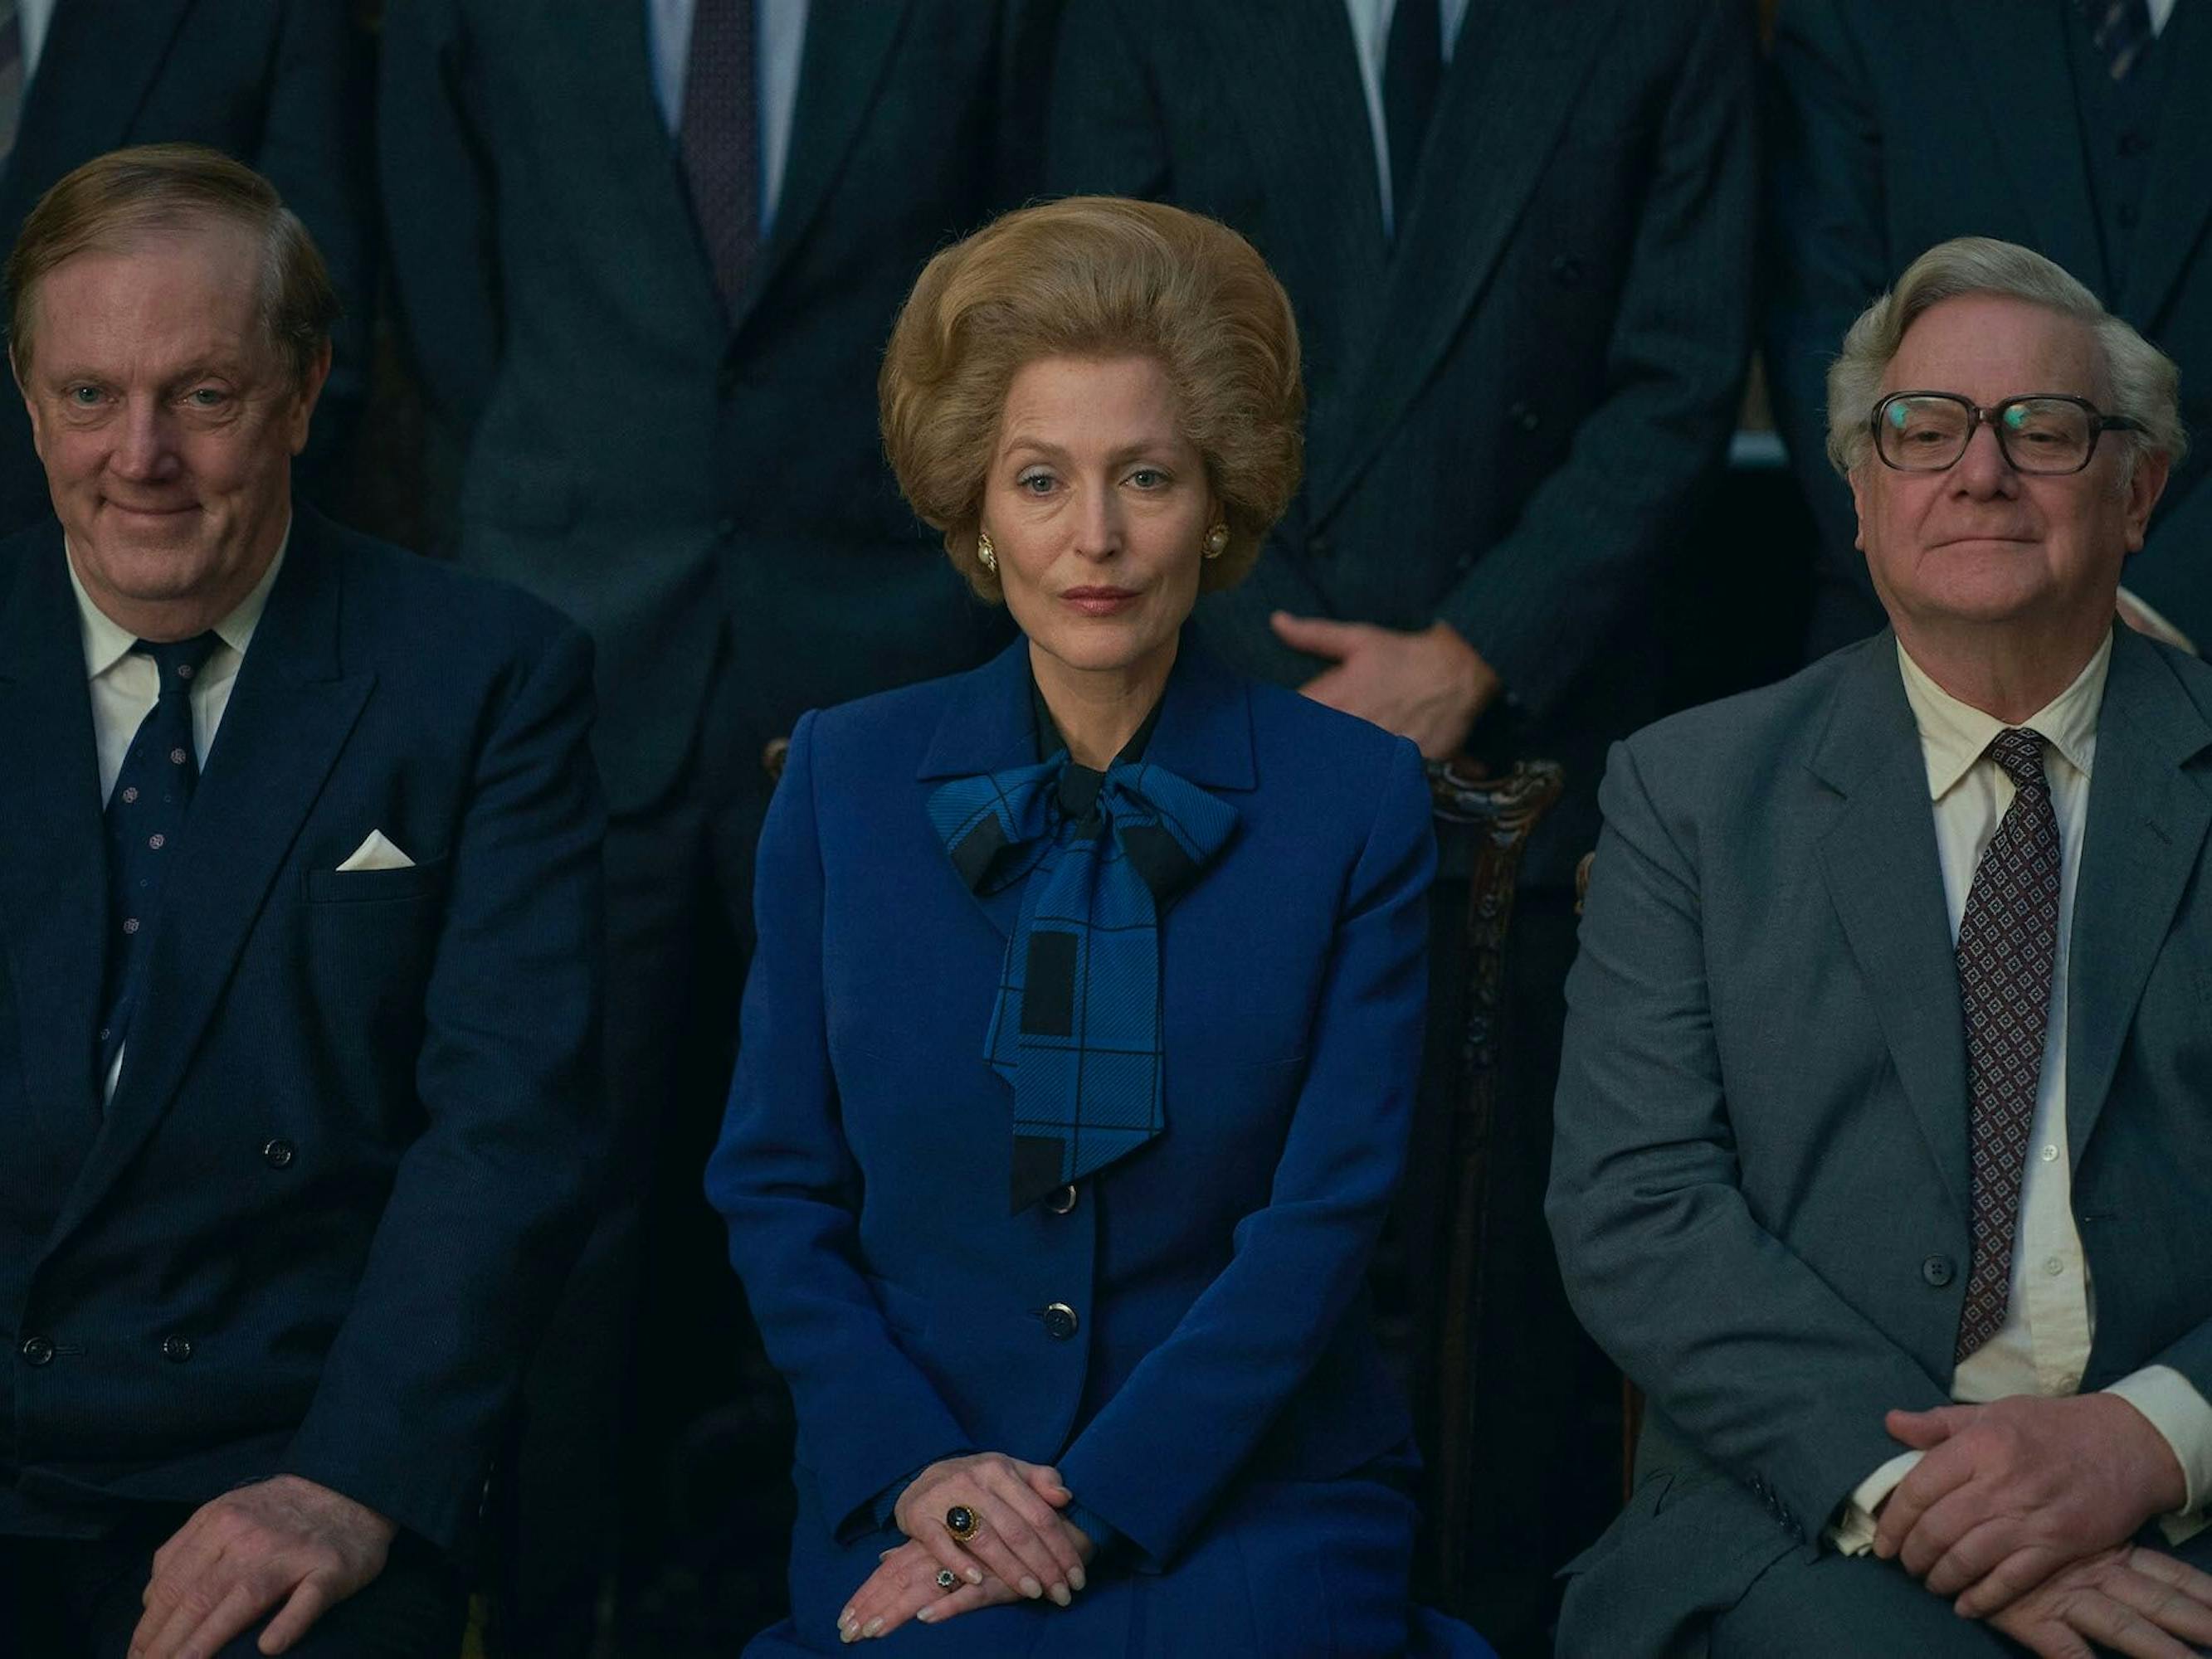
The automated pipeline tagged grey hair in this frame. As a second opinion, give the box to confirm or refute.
[1825,236,2186,485]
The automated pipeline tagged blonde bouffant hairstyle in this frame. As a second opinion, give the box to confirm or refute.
[879,196,1304,600]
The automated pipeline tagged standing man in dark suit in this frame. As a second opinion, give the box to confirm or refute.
[1551,237,2212,1658]
[0,146,602,1659]
[378,3,1055,1647]
[0,1,376,536]
[1045,4,1756,1645]
[1769,0,2212,660]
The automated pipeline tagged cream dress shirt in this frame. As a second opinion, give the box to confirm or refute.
[1829,635,2212,1552]
[69,528,290,1101]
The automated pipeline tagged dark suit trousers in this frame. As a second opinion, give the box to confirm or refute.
[500,644,787,1657]
[1,1515,465,1659]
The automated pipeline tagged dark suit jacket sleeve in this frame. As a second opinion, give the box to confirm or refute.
[282,621,607,1553]
[1051,737,1434,1568]
[254,1,378,478]
[1762,0,1888,630]
[704,712,979,1543]
[1547,736,1954,1544]
[1435,0,1756,718]
[378,0,502,433]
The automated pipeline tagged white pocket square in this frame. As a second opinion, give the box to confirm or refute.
[335,830,416,873]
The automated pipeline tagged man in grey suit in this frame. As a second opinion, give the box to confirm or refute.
[1550,237,2212,1657]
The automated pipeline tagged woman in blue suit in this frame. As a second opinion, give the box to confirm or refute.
[706,197,1490,1657]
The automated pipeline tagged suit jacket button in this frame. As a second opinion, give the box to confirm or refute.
[1308,533,1333,560]
[19,1335,54,1366]
[162,1335,193,1364]
[1509,401,1541,433]
[262,1139,295,1170]
[1550,254,1583,285]
[1922,1254,1956,1287]
[1041,1302,1079,1340]
[1045,1185,1079,1215]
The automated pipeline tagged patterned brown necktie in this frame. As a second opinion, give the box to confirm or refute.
[680,0,760,319]
[1953,727,2061,1363]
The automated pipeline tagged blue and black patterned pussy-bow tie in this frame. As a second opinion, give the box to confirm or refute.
[929,752,1239,1213]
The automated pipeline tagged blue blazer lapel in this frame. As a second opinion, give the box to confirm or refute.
[2064,629,2212,1160]
[1312,0,1625,526]
[1948,0,2112,299]
[1810,638,1972,1224]
[0,528,109,1155]
[54,515,373,1242]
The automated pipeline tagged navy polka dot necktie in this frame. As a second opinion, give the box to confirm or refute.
[99,633,222,1077]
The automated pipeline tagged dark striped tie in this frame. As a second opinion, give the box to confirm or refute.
[1382,0,1442,231]
[2079,0,2156,79]
[680,0,761,318]
[99,635,222,1078]
[1952,728,2060,1363]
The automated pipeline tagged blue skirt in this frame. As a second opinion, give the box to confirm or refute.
[748,1458,1494,1657]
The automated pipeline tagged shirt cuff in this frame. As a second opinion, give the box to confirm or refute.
[1825,1450,1923,1556]
[2103,1365,2212,1540]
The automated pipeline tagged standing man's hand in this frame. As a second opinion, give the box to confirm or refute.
[1873,1394,2189,1615]
[1270,614,1503,759]
[130,1475,395,1659]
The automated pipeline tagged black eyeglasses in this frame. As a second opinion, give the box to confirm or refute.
[1869,392,2146,475]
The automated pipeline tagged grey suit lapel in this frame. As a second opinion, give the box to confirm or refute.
[2121,0,2212,328]
[724,0,913,342]
[2063,630,2212,1160]
[1811,640,1972,1222]
[1311,0,1625,525]
[1949,0,2111,298]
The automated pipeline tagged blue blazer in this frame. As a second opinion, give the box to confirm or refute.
[0,511,605,1553]
[707,636,1438,1646]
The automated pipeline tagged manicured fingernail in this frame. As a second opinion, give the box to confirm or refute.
[840,1607,856,1625]
[1021,1575,1042,1599]
[1069,1567,1087,1592]
[965,1567,982,1585]
[839,1626,857,1645]
[916,1607,938,1623]
[1050,1582,1072,1607]
[863,1617,884,1637]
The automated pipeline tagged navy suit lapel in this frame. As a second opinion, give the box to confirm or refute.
[1311,0,1624,526]
[1811,640,1972,1224]
[52,516,373,1242]
[0,0,192,225]
[725,0,913,343]
[1192,0,1386,401]
[0,529,109,1155]
[914,634,1258,937]
[1949,0,2111,299]
[2122,0,2212,328]
[2063,630,2212,1160]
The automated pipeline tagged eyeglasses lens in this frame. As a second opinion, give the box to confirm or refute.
[1878,396,2093,473]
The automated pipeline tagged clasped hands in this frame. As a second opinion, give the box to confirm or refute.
[838,1453,1094,1644]
[1870,1393,2212,1658]
[1271,613,1501,760]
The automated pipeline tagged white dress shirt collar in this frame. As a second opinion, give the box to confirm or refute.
[1895,630,2111,804]
[67,522,291,680]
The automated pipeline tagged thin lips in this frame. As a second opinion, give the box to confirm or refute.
[1062,586,1138,600]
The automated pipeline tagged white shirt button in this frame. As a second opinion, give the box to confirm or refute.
[2041,1144,2059,1163]
[2044,1255,2065,1277]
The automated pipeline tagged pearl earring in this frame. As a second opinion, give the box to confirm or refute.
[977,530,997,574]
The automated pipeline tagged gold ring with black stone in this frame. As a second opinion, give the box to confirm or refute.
[945,1505,979,1542]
